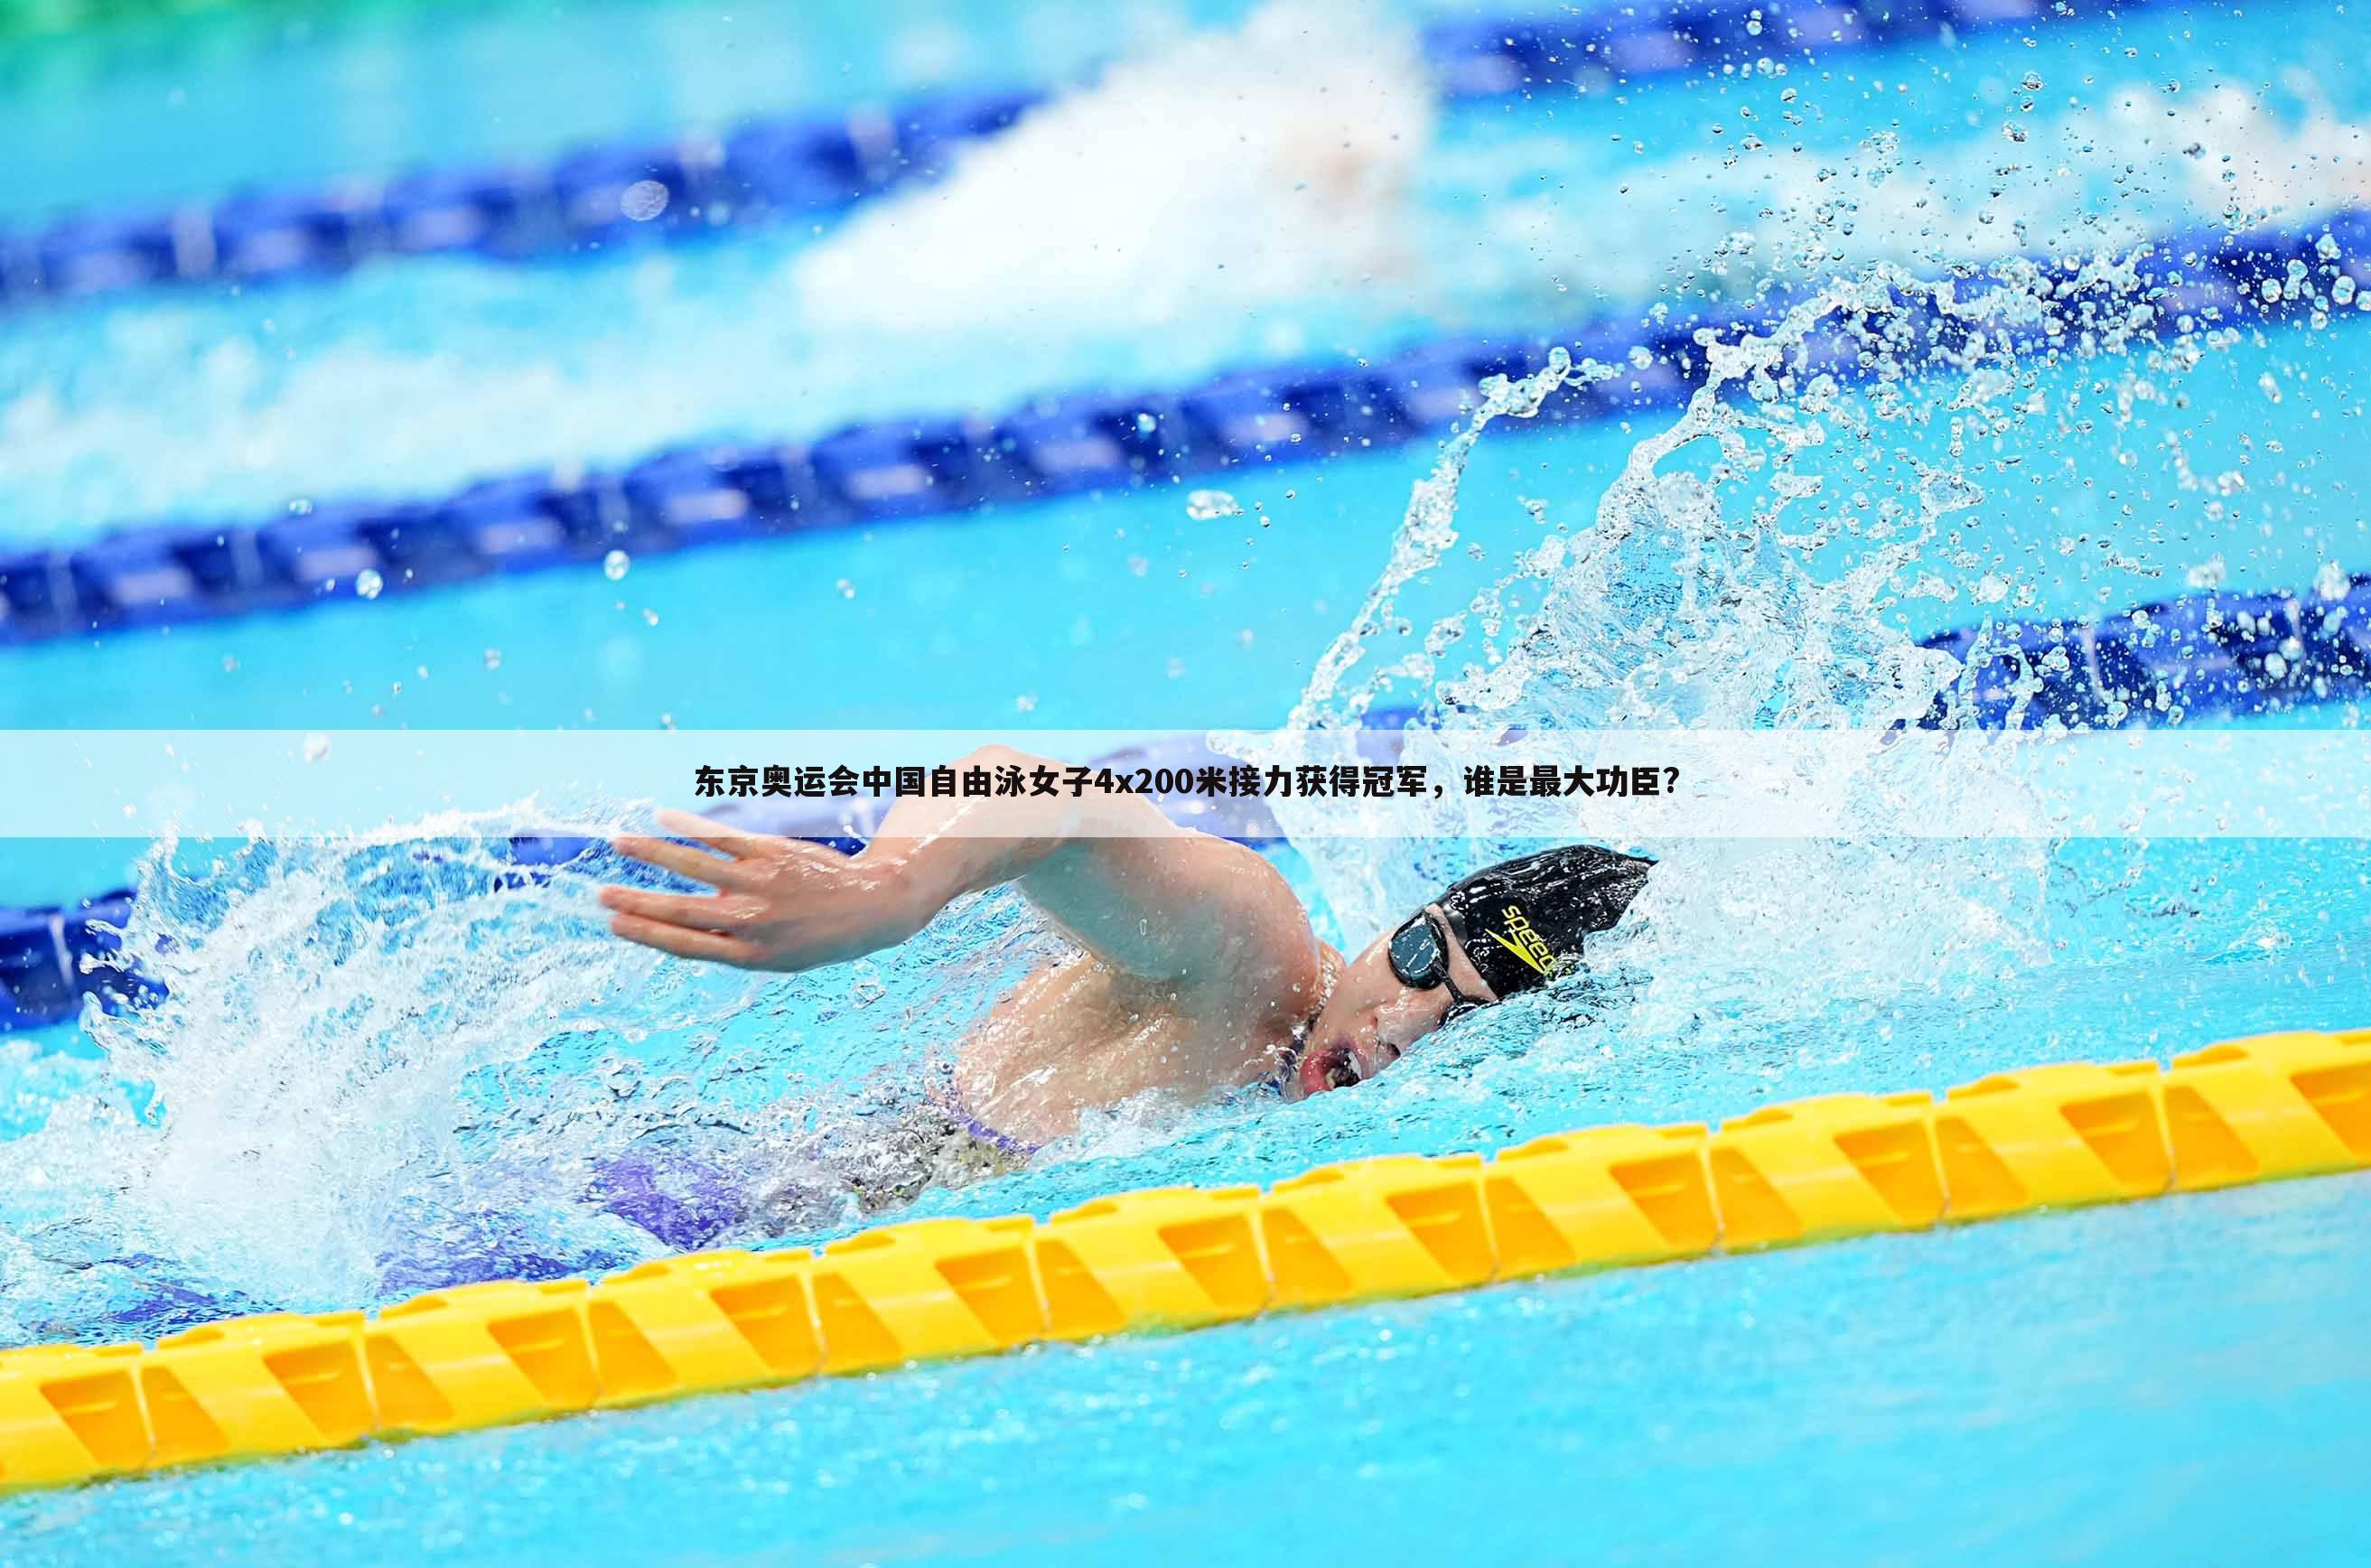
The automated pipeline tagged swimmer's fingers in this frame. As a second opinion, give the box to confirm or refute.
[611,832,746,888]
[597,885,749,929]
[606,911,766,968]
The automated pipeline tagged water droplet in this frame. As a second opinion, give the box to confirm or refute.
[1185,489,1244,520]
[1014,694,1038,713]
[846,960,889,1010]
[603,549,630,581]
[620,180,670,222]
[483,647,503,670]
[221,655,239,673]
[303,733,331,763]
[2314,561,2352,600]
[1134,412,1158,434]
[643,607,660,626]
[836,578,857,599]
[355,569,383,600]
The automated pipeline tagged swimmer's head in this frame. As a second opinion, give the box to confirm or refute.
[1290,845,1653,1098]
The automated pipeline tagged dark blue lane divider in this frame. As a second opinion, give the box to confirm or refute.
[1,890,154,1031]
[4,570,2366,1032]
[2,0,2138,309]
[0,88,1039,306]
[1920,574,2370,731]
[5,210,2363,648]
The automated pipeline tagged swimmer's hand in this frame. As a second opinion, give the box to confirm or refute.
[600,749,1318,1054]
[600,809,924,972]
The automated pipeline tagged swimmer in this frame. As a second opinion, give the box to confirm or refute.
[598,744,1647,1189]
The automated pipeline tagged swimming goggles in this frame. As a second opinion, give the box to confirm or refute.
[1387,907,1489,1023]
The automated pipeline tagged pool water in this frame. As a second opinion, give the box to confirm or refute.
[12,6,2371,542]
[4,0,2368,1562]
[1,826,2365,1563]
[6,1171,2366,1565]
[0,0,1265,223]
[5,305,2364,903]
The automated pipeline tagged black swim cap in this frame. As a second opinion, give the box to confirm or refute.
[1433,844,1653,1002]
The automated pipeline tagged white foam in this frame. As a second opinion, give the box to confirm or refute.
[790,0,1435,341]
[1463,78,2371,309]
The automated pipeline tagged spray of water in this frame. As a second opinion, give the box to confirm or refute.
[1453,72,2371,313]
[4,51,2349,1333]
[791,0,1435,341]
[1247,242,2244,1084]
[2,234,2285,1330]
[11,23,2365,545]
[0,807,1056,1331]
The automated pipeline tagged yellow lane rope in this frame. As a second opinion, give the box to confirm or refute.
[3,1027,2366,1493]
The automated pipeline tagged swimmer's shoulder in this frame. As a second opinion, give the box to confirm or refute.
[1152,836,1323,1031]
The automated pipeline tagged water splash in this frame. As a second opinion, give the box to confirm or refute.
[1,242,2306,1330]
[1457,73,2371,313]
[5,33,2360,1338]
[1247,250,2236,1069]
[790,0,1436,341]
[7,36,2366,544]
[0,807,1050,1328]
[0,0,1439,546]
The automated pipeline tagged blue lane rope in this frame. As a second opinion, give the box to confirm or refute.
[4,565,2367,1033]
[3,0,2141,308]
[2,209,2362,648]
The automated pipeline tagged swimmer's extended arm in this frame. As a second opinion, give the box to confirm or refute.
[601,746,1318,1022]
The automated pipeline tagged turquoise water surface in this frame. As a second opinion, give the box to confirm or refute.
[7,1171,2366,1565]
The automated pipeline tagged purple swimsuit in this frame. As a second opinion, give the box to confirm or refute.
[925,1068,1044,1158]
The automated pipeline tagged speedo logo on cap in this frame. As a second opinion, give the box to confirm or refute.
[1486,904,1558,977]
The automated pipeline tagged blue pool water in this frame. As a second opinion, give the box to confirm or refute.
[0,0,1265,223]
[5,1171,2366,1565]
[6,313,2360,905]
[1,825,2366,1562]
[10,10,2368,539]
[4,0,2369,1561]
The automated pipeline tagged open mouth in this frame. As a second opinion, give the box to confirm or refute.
[1296,1041,1363,1096]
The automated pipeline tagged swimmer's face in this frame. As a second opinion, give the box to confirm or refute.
[1290,904,1497,1098]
